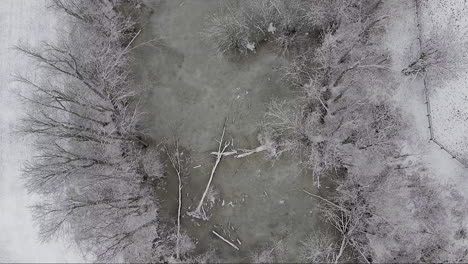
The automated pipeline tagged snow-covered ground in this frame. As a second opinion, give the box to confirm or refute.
[387,0,468,180]
[430,77,468,164]
[0,1,83,262]
[421,0,468,165]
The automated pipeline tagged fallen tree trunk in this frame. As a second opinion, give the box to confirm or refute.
[189,125,230,220]
[210,144,268,158]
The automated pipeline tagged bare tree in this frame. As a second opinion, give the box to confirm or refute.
[403,23,468,78]
[299,232,339,263]
[261,0,396,186]
[250,239,287,263]
[203,0,312,56]
[18,0,164,262]
[163,137,191,260]
[304,174,374,263]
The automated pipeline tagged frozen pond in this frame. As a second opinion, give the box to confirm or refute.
[136,0,325,261]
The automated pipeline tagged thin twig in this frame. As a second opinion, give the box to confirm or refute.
[302,189,347,212]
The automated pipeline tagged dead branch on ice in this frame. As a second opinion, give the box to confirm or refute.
[302,189,347,212]
[210,144,269,158]
[235,145,268,158]
[163,138,186,260]
[210,150,238,157]
[212,230,240,251]
[189,124,230,220]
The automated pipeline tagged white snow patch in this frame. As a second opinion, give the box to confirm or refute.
[267,22,276,33]
[246,42,256,52]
